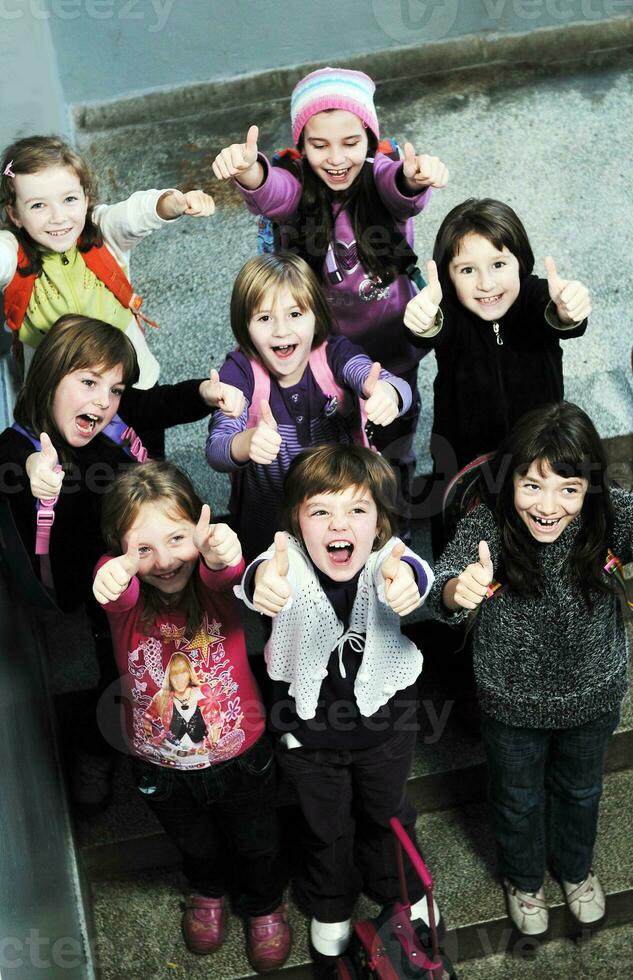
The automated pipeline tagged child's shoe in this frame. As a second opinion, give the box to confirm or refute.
[310,918,352,956]
[561,872,606,926]
[182,894,227,954]
[503,880,549,936]
[247,903,291,972]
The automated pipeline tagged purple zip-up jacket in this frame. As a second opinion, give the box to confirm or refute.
[206,336,411,561]
[237,153,432,376]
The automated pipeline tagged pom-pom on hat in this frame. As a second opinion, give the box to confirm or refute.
[291,67,379,146]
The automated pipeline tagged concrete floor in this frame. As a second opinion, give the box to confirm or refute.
[77,53,633,517]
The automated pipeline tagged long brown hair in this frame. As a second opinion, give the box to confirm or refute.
[13,314,139,466]
[100,460,205,631]
[0,135,102,275]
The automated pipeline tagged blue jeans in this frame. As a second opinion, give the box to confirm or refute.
[481,709,620,892]
[130,734,286,915]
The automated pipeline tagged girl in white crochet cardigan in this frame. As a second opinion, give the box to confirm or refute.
[237,444,435,959]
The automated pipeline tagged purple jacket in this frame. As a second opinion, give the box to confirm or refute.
[237,152,432,376]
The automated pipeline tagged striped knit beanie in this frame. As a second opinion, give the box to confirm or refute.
[291,67,379,146]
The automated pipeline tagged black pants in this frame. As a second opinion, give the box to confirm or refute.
[276,728,422,921]
[130,735,286,916]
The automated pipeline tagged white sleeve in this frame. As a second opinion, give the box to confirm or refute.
[0,230,19,290]
[373,538,435,605]
[92,188,177,260]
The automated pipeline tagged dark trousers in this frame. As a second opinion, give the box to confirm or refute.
[371,376,421,538]
[276,728,422,921]
[481,709,620,892]
[130,735,286,915]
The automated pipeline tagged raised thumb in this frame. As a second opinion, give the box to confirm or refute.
[209,368,220,386]
[273,531,289,577]
[246,124,259,154]
[544,255,561,294]
[39,431,58,465]
[364,361,381,395]
[478,540,493,576]
[260,399,278,431]
[426,259,441,302]
[382,540,406,581]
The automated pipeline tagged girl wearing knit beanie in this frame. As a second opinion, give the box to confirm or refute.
[213,67,449,538]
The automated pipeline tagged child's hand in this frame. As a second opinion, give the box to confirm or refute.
[449,541,494,610]
[404,260,442,336]
[194,504,242,569]
[253,531,292,616]
[249,400,282,464]
[381,541,421,616]
[402,143,449,190]
[200,369,246,418]
[25,432,64,501]
[212,125,260,182]
[157,189,215,219]
[363,362,399,426]
[545,256,591,324]
[93,535,140,605]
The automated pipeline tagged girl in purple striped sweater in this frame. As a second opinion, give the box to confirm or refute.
[206,252,411,561]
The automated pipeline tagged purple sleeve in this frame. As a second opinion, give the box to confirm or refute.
[326,336,412,414]
[236,154,303,220]
[206,352,254,473]
[372,152,432,221]
[402,557,430,598]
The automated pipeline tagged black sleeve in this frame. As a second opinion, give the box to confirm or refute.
[522,276,587,340]
[119,378,209,431]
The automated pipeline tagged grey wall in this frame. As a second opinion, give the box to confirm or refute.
[43,0,633,107]
[0,8,67,153]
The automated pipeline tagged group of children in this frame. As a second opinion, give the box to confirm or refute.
[0,64,629,972]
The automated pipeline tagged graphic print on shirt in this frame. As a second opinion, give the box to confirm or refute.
[127,613,246,769]
[332,236,390,303]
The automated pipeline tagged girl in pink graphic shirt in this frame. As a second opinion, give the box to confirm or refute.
[93,460,290,972]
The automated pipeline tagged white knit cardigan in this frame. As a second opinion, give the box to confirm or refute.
[236,536,433,720]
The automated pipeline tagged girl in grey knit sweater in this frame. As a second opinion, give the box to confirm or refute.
[427,402,632,940]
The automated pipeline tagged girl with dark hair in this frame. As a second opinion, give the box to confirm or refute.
[93,461,290,971]
[237,444,435,959]
[427,402,632,939]
[206,252,412,561]
[212,67,449,530]
[404,198,591,540]
[1,134,215,388]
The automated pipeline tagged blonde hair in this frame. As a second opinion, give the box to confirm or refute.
[100,461,205,631]
[281,444,398,548]
[155,652,201,716]
[230,251,334,359]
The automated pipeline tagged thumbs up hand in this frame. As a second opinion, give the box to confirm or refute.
[450,540,494,611]
[381,540,421,616]
[402,143,449,190]
[156,188,215,220]
[212,125,262,187]
[194,504,242,569]
[249,400,282,464]
[404,259,443,337]
[545,256,591,324]
[363,362,399,426]
[93,534,141,605]
[200,369,246,418]
[253,531,292,616]
[25,432,64,501]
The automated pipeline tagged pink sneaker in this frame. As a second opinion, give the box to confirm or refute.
[247,903,291,973]
[182,894,227,954]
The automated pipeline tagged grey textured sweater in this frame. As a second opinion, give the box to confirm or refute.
[427,489,633,728]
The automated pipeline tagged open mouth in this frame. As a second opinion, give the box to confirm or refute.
[154,568,182,581]
[48,228,74,238]
[326,540,354,565]
[476,295,503,306]
[75,413,100,436]
[324,166,352,182]
[271,344,297,360]
[529,514,561,530]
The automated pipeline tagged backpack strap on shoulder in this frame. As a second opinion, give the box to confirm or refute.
[3,244,37,333]
[102,414,149,463]
[308,343,370,448]
[245,357,271,429]
[81,241,158,333]
[11,423,60,590]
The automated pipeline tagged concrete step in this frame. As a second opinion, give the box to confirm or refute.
[88,766,633,980]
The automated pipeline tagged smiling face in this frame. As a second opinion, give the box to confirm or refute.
[513,459,588,543]
[248,283,316,386]
[298,485,378,582]
[449,232,521,321]
[125,504,198,599]
[7,165,88,253]
[302,110,369,192]
[52,363,125,447]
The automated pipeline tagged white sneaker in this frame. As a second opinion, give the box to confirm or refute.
[504,880,549,936]
[310,918,352,956]
[562,872,606,925]
[409,895,441,928]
